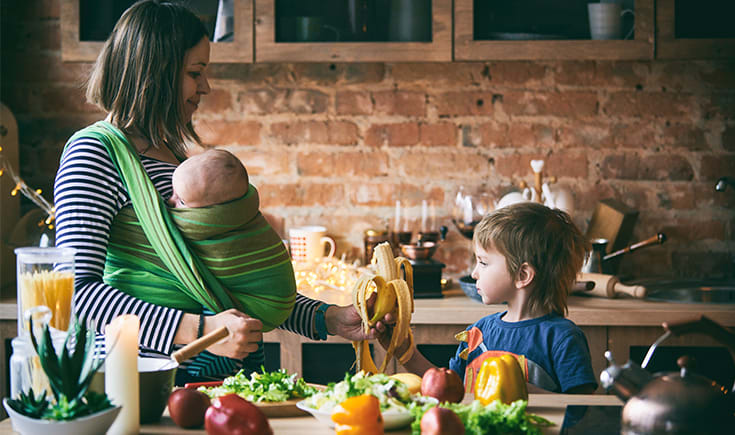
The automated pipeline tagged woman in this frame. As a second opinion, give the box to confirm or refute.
[54,0,388,384]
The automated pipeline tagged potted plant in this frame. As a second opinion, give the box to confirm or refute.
[3,317,121,434]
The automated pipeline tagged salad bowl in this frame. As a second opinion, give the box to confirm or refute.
[296,400,413,430]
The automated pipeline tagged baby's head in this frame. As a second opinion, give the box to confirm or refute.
[473,202,589,316]
[169,149,248,208]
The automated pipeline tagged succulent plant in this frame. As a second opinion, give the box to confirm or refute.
[8,317,113,420]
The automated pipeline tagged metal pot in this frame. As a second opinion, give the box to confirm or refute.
[600,315,735,434]
[399,226,447,261]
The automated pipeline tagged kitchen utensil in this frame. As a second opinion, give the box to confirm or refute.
[603,232,667,262]
[581,238,608,274]
[172,325,229,363]
[578,272,647,299]
[571,280,595,293]
[600,315,735,434]
[585,198,639,271]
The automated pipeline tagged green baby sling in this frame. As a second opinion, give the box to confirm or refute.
[64,121,296,333]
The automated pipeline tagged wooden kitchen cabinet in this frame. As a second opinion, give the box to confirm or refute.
[454,0,654,60]
[655,0,735,59]
[60,0,253,63]
[254,0,452,62]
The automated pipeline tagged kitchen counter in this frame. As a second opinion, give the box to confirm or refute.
[0,393,623,434]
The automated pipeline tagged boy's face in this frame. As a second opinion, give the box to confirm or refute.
[470,241,516,305]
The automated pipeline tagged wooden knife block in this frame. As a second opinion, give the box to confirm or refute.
[585,199,638,273]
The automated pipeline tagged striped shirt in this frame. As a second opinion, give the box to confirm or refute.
[54,135,322,376]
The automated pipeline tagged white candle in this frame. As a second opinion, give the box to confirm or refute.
[463,197,473,224]
[421,200,428,233]
[394,201,401,233]
[106,314,140,435]
[430,202,436,231]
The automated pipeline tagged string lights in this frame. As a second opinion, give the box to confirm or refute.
[0,146,56,230]
[293,255,368,306]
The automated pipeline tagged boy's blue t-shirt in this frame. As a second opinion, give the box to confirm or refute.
[448,311,597,393]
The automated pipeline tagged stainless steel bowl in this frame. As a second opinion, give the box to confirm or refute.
[400,241,437,260]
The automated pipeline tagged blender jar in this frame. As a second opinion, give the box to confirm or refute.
[15,247,77,336]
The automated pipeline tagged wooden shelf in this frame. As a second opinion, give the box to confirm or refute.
[655,0,735,59]
[454,0,654,60]
[60,0,253,63]
[254,0,452,63]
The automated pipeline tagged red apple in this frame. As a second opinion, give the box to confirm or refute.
[421,367,465,403]
[205,394,273,435]
[167,388,211,428]
[420,406,465,435]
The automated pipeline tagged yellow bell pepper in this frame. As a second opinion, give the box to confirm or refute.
[474,354,528,405]
[331,394,385,435]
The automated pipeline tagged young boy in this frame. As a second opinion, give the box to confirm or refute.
[385,202,597,394]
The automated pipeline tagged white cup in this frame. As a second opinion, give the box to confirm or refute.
[588,2,634,40]
[288,226,336,263]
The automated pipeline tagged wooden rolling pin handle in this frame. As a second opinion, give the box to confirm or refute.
[172,326,229,364]
[613,282,647,298]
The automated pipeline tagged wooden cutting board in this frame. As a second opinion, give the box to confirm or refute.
[256,398,307,417]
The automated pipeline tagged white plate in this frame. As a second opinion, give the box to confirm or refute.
[3,397,121,435]
[296,400,413,430]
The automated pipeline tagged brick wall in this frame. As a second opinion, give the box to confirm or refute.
[2,2,734,279]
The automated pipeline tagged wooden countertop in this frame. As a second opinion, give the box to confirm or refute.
[1,289,734,327]
[0,393,623,434]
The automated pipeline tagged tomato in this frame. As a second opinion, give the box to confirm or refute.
[204,394,273,435]
[167,388,211,428]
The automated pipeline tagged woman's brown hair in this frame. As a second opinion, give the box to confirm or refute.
[86,0,207,159]
[473,202,590,316]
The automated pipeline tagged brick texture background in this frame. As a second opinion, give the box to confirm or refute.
[1,2,734,280]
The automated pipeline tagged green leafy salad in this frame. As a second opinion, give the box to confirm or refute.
[303,371,435,413]
[409,399,553,435]
[199,367,317,403]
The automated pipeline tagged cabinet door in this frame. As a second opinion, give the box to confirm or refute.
[656,0,735,59]
[60,0,253,63]
[455,0,654,60]
[254,0,452,62]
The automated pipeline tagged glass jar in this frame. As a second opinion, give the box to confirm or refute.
[15,247,77,336]
[364,229,389,265]
[9,335,60,400]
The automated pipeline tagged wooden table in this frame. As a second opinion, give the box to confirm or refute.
[0,393,622,434]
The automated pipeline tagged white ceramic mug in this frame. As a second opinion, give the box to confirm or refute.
[288,226,336,263]
[588,3,634,40]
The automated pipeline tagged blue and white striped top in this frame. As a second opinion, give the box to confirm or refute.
[54,134,323,380]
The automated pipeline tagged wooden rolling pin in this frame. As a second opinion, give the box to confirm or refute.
[578,272,647,299]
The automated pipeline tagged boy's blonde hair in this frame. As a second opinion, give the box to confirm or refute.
[473,202,589,316]
[86,0,208,160]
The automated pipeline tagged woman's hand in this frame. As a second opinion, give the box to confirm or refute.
[203,309,263,360]
[325,304,396,341]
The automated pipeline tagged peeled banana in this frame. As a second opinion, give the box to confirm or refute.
[352,242,414,374]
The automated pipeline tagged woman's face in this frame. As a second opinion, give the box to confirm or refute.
[181,36,211,123]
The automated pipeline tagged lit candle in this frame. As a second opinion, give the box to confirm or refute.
[106,314,140,435]
[421,200,428,233]
[394,200,401,233]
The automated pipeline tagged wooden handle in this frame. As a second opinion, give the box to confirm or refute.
[571,280,595,293]
[612,282,647,298]
[172,326,228,364]
[578,272,616,298]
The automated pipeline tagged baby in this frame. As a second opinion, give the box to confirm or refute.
[169,149,248,208]
[166,149,296,332]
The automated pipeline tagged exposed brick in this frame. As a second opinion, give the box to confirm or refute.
[486,61,547,86]
[238,88,283,114]
[195,120,261,146]
[342,64,386,84]
[507,123,555,147]
[419,122,457,147]
[700,155,735,180]
[258,183,345,207]
[468,122,508,148]
[659,123,709,151]
[670,252,734,279]
[292,63,385,85]
[327,121,360,145]
[604,92,695,119]
[287,89,329,114]
[238,88,328,115]
[495,153,587,179]
[373,90,426,117]
[199,88,233,113]
[723,125,735,152]
[600,153,694,181]
[270,121,329,145]
[655,182,735,210]
[297,150,388,177]
[434,91,496,117]
[554,61,646,89]
[365,123,419,147]
[40,86,98,113]
[209,64,291,83]
[703,94,735,120]
[662,219,727,242]
[336,91,373,115]
[398,151,492,179]
[652,61,735,92]
[348,183,444,207]
[392,63,487,86]
[230,150,290,176]
[502,91,598,117]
